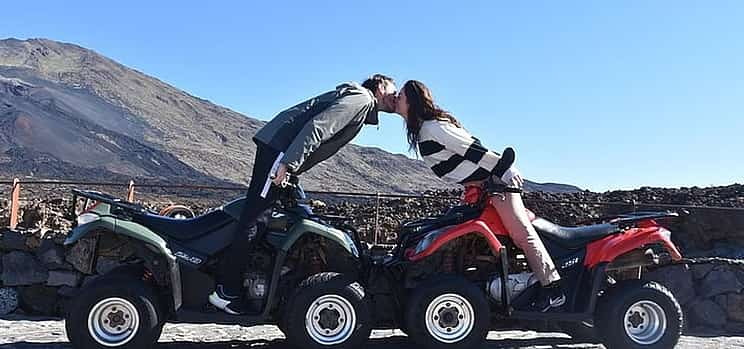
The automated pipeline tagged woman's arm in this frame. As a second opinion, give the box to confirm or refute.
[421,121,517,179]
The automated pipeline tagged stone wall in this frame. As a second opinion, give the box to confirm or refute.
[0,229,78,316]
[645,263,744,333]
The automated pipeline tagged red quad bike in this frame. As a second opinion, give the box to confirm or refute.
[378,183,684,349]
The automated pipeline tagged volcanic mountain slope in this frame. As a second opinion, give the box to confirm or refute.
[0,38,579,193]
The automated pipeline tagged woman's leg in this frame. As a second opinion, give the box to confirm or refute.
[491,192,561,286]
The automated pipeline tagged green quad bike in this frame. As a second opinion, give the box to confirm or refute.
[62,177,371,349]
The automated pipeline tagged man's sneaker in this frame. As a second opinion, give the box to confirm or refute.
[532,284,566,313]
[208,285,246,315]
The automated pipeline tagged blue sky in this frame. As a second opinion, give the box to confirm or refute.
[2,1,742,191]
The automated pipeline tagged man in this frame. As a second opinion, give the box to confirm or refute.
[210,74,398,315]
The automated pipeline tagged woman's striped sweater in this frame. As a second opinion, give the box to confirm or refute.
[418,119,516,184]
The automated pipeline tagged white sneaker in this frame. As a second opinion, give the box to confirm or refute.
[208,286,244,315]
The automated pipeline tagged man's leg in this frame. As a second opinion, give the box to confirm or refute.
[211,145,283,314]
[491,193,564,311]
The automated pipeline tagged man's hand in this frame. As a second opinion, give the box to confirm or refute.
[272,163,288,186]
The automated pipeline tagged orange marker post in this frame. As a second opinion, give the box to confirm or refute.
[9,178,20,230]
[127,180,135,202]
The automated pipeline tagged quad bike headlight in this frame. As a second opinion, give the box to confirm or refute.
[414,227,450,255]
[76,213,100,226]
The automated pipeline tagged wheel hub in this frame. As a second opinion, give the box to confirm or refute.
[438,306,461,329]
[425,294,475,344]
[628,310,645,328]
[305,295,356,346]
[623,300,667,345]
[88,297,140,347]
[318,307,342,331]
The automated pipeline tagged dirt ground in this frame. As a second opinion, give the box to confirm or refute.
[2,318,744,349]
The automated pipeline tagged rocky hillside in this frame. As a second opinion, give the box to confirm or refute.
[0,38,578,193]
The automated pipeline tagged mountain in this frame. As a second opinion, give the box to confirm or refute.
[0,38,579,193]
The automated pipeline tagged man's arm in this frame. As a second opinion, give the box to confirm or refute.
[281,92,373,172]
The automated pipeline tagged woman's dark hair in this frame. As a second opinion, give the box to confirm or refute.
[403,80,461,152]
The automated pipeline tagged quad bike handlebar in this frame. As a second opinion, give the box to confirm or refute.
[274,174,308,207]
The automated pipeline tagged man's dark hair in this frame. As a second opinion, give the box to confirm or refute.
[362,74,394,92]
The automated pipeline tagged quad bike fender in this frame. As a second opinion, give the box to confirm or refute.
[281,219,359,258]
[584,226,682,268]
[65,216,118,245]
[66,216,167,249]
[407,219,504,262]
[64,217,184,311]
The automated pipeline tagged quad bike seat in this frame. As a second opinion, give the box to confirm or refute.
[532,218,621,249]
[133,209,235,241]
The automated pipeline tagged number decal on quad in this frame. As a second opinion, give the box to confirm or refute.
[174,251,203,265]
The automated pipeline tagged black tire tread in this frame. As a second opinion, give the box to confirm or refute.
[65,274,163,349]
[299,271,342,289]
[596,280,682,349]
[404,276,490,349]
[282,272,371,349]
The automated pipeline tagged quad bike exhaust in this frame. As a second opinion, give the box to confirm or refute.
[606,246,673,272]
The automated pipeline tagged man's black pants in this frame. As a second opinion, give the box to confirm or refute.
[215,143,283,296]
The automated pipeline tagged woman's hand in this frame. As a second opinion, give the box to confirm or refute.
[500,166,524,188]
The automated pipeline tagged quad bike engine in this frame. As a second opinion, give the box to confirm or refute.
[240,251,272,311]
[487,272,538,304]
[244,272,268,299]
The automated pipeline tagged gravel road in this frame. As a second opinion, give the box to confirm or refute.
[2,318,744,349]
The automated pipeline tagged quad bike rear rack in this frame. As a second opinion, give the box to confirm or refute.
[68,189,151,222]
[580,211,680,228]
[609,211,679,227]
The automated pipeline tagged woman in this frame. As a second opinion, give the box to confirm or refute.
[396,80,565,312]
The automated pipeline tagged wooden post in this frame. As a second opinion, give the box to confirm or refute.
[9,178,20,230]
[374,193,381,245]
[127,180,135,202]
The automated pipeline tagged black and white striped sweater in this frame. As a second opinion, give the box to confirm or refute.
[418,120,517,184]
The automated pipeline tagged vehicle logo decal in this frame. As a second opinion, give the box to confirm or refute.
[560,256,581,270]
[174,251,203,265]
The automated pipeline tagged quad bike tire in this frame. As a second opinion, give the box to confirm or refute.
[595,280,682,349]
[283,272,372,349]
[65,274,164,349]
[159,205,195,219]
[404,276,490,349]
